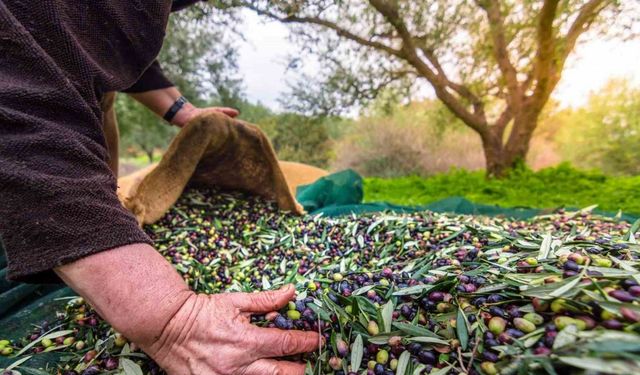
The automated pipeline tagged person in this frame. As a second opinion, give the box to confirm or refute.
[0,1,320,374]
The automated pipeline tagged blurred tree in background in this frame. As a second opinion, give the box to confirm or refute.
[116,4,243,164]
[113,1,640,177]
[116,95,176,164]
[268,113,332,167]
[552,79,640,175]
[228,0,639,177]
[333,99,485,177]
[232,100,338,167]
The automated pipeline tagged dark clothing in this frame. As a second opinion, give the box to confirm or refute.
[122,60,175,94]
[0,1,173,282]
[123,0,207,93]
[171,0,206,12]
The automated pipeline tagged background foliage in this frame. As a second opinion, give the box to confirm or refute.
[552,79,640,175]
[113,2,640,212]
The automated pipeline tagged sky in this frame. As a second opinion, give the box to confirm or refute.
[237,10,640,111]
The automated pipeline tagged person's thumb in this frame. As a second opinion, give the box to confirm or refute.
[227,284,295,313]
[215,107,240,118]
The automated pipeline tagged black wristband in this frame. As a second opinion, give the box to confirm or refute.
[163,96,188,123]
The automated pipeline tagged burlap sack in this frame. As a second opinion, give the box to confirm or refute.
[117,111,328,225]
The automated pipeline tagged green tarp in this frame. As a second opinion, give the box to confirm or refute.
[299,169,638,222]
[1,169,637,354]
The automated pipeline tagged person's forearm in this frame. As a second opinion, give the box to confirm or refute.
[129,87,196,128]
[55,243,192,346]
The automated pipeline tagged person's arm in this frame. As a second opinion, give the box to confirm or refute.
[124,61,239,127]
[128,86,239,128]
[55,243,320,375]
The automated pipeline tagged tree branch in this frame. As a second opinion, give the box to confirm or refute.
[530,0,611,109]
[475,0,521,108]
[417,44,485,118]
[561,0,610,63]
[529,0,560,110]
[240,3,403,58]
[494,106,513,133]
[368,0,488,134]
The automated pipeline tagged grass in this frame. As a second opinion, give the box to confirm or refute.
[363,163,640,216]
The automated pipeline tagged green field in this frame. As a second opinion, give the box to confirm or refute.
[364,164,640,215]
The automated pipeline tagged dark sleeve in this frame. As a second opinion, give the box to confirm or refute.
[171,0,206,12]
[121,60,175,93]
[0,6,153,284]
[0,122,154,284]
[0,124,153,284]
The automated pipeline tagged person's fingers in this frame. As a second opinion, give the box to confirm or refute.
[243,359,308,375]
[247,325,320,358]
[227,284,295,313]
[214,107,240,118]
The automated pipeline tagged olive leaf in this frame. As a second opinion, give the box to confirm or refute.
[538,233,552,260]
[553,325,578,350]
[13,329,73,357]
[13,367,50,375]
[304,362,314,375]
[429,365,453,375]
[520,275,582,299]
[393,322,443,339]
[456,308,469,351]
[407,336,450,346]
[624,219,640,241]
[392,284,435,296]
[350,335,363,371]
[382,300,394,333]
[395,351,410,375]
[120,358,144,375]
[558,357,640,373]
[409,364,426,375]
[4,355,33,371]
[352,285,375,296]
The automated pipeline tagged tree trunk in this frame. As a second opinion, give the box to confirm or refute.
[481,110,540,177]
[481,131,508,178]
[503,111,539,168]
[145,149,154,164]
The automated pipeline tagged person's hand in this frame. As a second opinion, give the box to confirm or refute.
[143,284,320,375]
[172,103,240,127]
[127,87,239,127]
[56,245,318,375]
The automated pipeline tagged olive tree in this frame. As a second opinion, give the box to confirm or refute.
[222,0,638,176]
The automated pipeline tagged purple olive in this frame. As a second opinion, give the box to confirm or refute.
[417,350,436,364]
[629,285,640,297]
[609,290,635,302]
[104,357,119,371]
[483,351,499,362]
[563,260,580,272]
[407,342,422,354]
[601,319,623,330]
[429,291,444,302]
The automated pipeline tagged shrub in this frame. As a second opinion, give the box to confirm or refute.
[332,101,485,177]
[364,163,640,214]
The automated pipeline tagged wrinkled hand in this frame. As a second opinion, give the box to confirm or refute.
[144,285,320,375]
[172,104,240,128]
